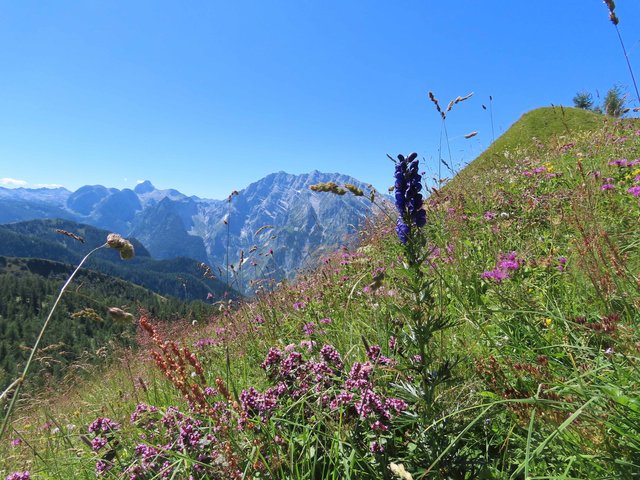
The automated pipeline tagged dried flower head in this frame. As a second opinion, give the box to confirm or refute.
[106,233,135,260]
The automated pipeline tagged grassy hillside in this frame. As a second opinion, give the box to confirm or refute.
[448,106,615,192]
[2,109,640,479]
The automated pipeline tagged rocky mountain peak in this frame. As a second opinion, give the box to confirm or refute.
[134,180,155,194]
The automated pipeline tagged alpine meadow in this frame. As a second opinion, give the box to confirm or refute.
[2,2,640,479]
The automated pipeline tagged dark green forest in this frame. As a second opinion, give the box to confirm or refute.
[0,256,216,392]
[0,219,238,302]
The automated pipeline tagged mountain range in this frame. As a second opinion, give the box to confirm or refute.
[0,171,385,292]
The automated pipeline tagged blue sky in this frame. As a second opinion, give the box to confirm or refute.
[1,1,639,199]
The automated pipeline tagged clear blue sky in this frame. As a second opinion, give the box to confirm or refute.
[1,1,639,199]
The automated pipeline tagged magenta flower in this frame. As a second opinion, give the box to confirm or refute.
[627,185,640,197]
[5,472,31,480]
[608,158,629,167]
[481,269,510,282]
[302,322,316,335]
[557,256,568,272]
[91,436,108,452]
[193,337,215,349]
[601,179,615,191]
[88,417,120,434]
[483,251,520,282]
[497,251,519,271]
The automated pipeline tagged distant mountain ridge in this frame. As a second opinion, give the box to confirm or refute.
[0,171,384,291]
[0,219,237,302]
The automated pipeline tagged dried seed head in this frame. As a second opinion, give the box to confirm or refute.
[344,183,364,196]
[71,308,102,322]
[255,225,274,236]
[107,307,135,323]
[609,11,619,24]
[389,463,413,480]
[454,92,474,104]
[106,233,135,260]
[428,91,442,113]
[56,229,85,243]
[309,182,347,195]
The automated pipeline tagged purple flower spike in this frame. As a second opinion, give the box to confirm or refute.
[394,153,426,243]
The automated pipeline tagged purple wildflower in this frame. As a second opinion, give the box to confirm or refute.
[627,185,640,197]
[601,178,615,191]
[91,436,108,452]
[557,256,567,272]
[320,344,343,369]
[260,347,283,371]
[130,403,158,423]
[370,441,385,453]
[498,251,519,271]
[88,417,120,434]
[481,269,510,283]
[5,473,30,480]
[193,337,215,349]
[302,322,316,336]
[483,252,520,282]
[319,317,332,324]
[608,158,631,167]
[394,152,426,243]
[10,438,23,447]
[95,460,112,475]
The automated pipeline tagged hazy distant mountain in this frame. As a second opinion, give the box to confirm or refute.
[0,172,385,291]
[0,219,236,302]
